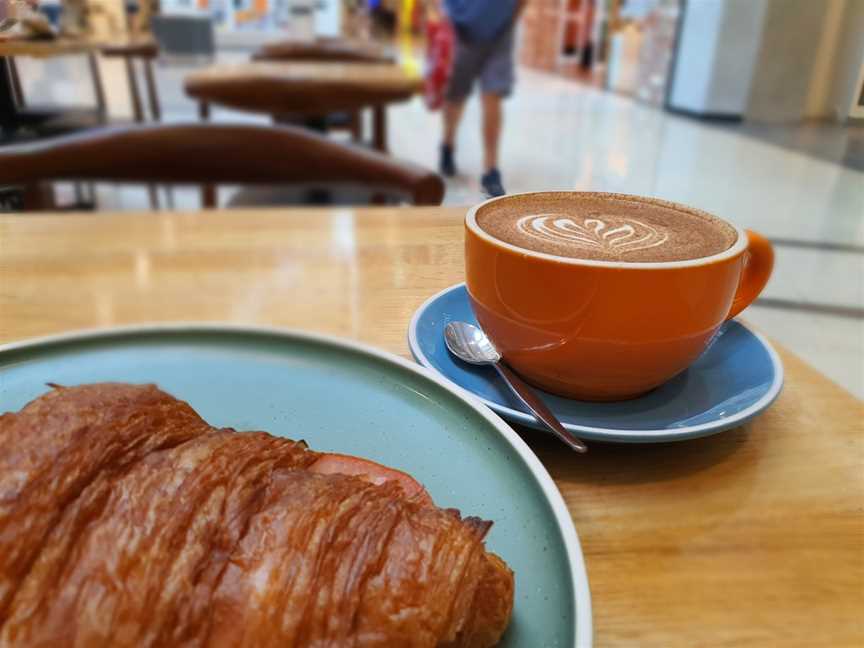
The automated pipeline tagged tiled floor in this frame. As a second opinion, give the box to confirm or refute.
[25,53,864,398]
[711,119,864,172]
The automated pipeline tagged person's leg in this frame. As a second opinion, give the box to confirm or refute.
[440,35,481,177]
[443,100,466,149]
[478,28,515,196]
[439,100,463,177]
[481,93,502,173]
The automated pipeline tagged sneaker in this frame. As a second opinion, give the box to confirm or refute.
[440,144,456,177]
[481,168,506,197]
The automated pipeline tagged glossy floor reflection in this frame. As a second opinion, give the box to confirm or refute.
[389,71,864,246]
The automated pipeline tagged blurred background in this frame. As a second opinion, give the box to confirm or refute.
[3,0,863,397]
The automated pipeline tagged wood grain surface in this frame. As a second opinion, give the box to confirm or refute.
[0,208,862,647]
[0,38,93,58]
[0,36,156,58]
[253,37,394,64]
[184,61,420,116]
[186,61,420,90]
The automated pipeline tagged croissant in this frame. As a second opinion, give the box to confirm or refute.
[0,383,514,647]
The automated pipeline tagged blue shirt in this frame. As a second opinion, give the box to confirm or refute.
[445,0,519,43]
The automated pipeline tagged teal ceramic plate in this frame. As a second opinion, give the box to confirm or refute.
[0,325,592,648]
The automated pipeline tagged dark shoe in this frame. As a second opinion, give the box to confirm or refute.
[481,168,506,197]
[440,144,456,177]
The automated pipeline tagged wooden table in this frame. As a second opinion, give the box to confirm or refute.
[0,36,159,138]
[184,61,421,152]
[1,208,861,647]
[0,37,98,58]
[97,38,161,122]
[0,38,96,136]
[0,36,155,58]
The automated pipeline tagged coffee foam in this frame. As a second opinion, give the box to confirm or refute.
[475,193,737,263]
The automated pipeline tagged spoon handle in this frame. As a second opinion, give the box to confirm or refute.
[493,363,588,453]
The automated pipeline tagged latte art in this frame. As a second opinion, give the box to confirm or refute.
[516,213,669,254]
[474,193,738,262]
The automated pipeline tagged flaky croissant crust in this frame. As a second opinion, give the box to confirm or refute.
[0,383,513,647]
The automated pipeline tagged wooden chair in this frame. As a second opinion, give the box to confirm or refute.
[0,123,445,210]
[98,39,163,208]
[185,62,417,153]
[6,40,163,208]
[99,39,162,123]
[250,38,395,142]
[4,53,108,138]
[6,39,161,135]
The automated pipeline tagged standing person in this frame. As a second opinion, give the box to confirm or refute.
[439,0,525,197]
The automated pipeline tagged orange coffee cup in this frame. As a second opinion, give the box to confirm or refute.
[465,192,774,401]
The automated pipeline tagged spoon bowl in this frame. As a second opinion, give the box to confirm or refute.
[444,322,587,453]
[444,321,501,365]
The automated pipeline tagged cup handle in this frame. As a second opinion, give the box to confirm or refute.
[726,230,774,321]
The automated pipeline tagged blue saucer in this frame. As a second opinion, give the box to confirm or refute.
[408,283,783,443]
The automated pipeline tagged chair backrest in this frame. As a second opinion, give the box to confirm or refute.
[0,124,444,207]
[252,39,394,64]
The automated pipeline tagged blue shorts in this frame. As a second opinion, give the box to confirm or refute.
[445,27,515,101]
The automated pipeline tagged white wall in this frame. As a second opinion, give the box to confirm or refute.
[708,0,769,114]
[745,0,830,122]
[804,0,847,118]
[829,0,864,120]
[668,0,767,116]
[669,0,864,122]
[667,0,723,112]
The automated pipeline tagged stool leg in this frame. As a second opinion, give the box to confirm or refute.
[8,58,24,108]
[350,110,362,142]
[88,53,108,122]
[200,100,215,208]
[148,184,160,210]
[200,99,215,208]
[143,58,161,121]
[372,105,387,152]
[202,185,217,209]
[24,183,56,211]
[125,57,144,122]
